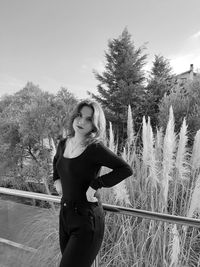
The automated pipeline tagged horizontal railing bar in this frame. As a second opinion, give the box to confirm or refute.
[1,187,200,228]
[104,204,200,227]
[0,187,61,203]
[0,237,36,253]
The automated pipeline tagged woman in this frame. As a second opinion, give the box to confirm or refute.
[53,100,133,267]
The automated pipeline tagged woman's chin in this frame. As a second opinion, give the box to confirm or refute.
[75,129,86,136]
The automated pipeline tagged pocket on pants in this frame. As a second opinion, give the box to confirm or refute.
[90,205,105,233]
[91,206,105,241]
[76,207,96,230]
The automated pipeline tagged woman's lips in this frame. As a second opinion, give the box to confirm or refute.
[77,125,83,129]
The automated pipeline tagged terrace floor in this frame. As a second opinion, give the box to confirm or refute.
[0,198,44,267]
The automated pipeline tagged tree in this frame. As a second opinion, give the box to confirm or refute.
[50,87,78,142]
[145,55,174,129]
[88,28,147,145]
[0,83,77,193]
[158,78,200,143]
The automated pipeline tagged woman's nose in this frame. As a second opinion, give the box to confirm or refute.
[78,118,84,125]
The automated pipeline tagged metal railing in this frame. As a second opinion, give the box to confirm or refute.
[1,187,200,227]
[1,187,200,267]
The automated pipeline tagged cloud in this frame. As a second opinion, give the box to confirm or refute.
[80,64,89,71]
[93,60,105,73]
[38,76,63,93]
[190,30,200,39]
[39,76,97,100]
[69,85,97,100]
[169,31,200,74]
[80,59,105,74]
[170,53,200,74]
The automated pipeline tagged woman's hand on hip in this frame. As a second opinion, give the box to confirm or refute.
[54,179,62,195]
[86,186,98,202]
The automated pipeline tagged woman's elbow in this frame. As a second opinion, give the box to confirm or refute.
[125,165,133,177]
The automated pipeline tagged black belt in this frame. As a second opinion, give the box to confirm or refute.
[61,198,99,209]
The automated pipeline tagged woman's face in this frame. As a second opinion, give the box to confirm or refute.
[73,105,94,137]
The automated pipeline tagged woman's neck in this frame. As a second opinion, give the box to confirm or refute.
[72,133,85,143]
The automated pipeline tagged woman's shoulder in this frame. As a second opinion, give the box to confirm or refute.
[88,140,109,153]
[88,139,104,148]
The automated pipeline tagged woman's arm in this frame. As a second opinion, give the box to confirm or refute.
[53,140,62,182]
[53,140,64,195]
[89,142,133,190]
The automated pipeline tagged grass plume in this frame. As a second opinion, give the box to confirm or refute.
[161,106,177,209]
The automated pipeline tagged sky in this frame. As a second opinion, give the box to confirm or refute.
[1,0,200,100]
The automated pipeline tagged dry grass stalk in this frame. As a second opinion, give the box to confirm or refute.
[191,130,200,171]
[155,127,164,159]
[175,118,190,180]
[111,145,131,206]
[106,121,131,205]
[127,105,134,146]
[142,116,148,165]
[146,117,159,186]
[112,179,131,206]
[155,127,164,151]
[108,121,116,152]
[161,106,177,208]
[187,173,200,218]
[169,224,180,267]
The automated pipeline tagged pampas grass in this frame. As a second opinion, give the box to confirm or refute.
[127,105,134,146]
[108,121,131,207]
[161,106,177,209]
[191,130,200,171]
[144,116,159,187]
[108,121,116,153]
[175,118,189,180]
[187,174,200,218]
[142,116,148,165]
[169,224,180,267]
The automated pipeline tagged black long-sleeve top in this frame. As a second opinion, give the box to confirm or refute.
[53,138,133,202]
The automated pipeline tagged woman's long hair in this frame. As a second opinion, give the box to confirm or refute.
[68,100,106,146]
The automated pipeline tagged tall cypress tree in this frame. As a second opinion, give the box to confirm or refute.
[88,28,147,144]
[145,55,174,129]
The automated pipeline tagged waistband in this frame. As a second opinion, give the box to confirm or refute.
[60,198,100,209]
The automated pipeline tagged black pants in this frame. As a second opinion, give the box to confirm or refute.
[59,199,105,267]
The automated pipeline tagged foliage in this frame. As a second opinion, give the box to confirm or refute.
[0,83,77,194]
[145,55,175,129]
[158,78,200,143]
[99,107,200,266]
[50,87,78,142]
[89,28,147,146]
